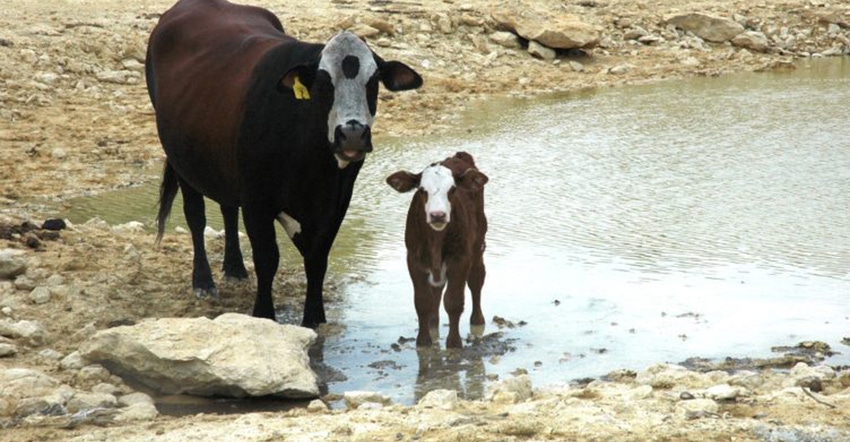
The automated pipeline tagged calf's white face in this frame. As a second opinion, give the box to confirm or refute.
[419,164,455,231]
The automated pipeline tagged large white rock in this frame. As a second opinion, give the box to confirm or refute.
[80,313,319,398]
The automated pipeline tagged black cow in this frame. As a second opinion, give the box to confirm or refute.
[145,0,422,327]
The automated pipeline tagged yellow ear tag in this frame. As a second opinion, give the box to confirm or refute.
[293,76,310,100]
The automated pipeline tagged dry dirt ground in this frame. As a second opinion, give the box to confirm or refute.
[1,0,850,440]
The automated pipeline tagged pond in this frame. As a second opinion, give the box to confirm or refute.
[65,57,850,407]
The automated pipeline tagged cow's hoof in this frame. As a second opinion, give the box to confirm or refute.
[193,287,218,299]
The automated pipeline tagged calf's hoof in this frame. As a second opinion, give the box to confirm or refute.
[445,334,463,349]
[416,332,433,347]
[470,312,485,326]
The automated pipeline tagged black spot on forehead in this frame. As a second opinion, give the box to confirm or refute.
[342,55,360,79]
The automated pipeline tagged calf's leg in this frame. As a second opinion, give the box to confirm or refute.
[178,180,216,298]
[411,269,436,347]
[220,205,248,280]
[467,254,486,326]
[443,269,468,349]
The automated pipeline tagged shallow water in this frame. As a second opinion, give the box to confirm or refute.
[65,58,850,407]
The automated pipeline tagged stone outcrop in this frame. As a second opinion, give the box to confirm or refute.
[663,13,745,42]
[491,9,601,49]
[80,313,319,398]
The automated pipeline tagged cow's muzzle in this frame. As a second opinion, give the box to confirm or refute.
[333,120,372,164]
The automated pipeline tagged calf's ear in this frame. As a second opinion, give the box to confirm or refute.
[386,171,420,193]
[379,60,423,91]
[458,169,488,192]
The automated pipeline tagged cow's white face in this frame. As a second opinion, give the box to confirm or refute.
[419,164,455,231]
[319,32,378,169]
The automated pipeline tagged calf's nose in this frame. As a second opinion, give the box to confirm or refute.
[429,211,447,224]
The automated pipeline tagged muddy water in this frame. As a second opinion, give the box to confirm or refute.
[65,58,850,407]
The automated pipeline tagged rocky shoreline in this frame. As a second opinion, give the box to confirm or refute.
[2,0,850,440]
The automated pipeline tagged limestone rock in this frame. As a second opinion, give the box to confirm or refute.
[343,391,392,409]
[490,31,520,49]
[80,313,319,398]
[732,31,770,52]
[528,41,556,60]
[0,368,61,399]
[488,374,532,402]
[492,9,600,49]
[0,249,27,279]
[663,13,745,43]
[417,389,459,410]
[0,318,48,345]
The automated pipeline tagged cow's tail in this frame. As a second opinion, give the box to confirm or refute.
[156,161,179,245]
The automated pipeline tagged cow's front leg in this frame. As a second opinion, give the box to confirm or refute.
[302,253,329,328]
[243,208,278,320]
[220,204,248,280]
[179,179,216,298]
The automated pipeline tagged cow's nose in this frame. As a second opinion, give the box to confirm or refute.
[335,121,372,153]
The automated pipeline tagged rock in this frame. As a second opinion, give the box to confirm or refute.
[492,9,600,49]
[528,41,556,60]
[29,286,51,304]
[95,70,137,84]
[113,221,145,234]
[76,364,112,386]
[67,392,118,413]
[705,384,746,401]
[0,368,61,399]
[91,383,122,396]
[490,31,521,49]
[676,398,719,419]
[347,23,380,38]
[0,249,27,280]
[115,401,158,422]
[608,64,633,75]
[731,31,770,52]
[343,391,392,409]
[307,399,329,413]
[80,313,319,398]
[569,61,585,72]
[663,13,745,43]
[417,389,459,410]
[38,348,63,360]
[60,350,86,370]
[14,275,36,291]
[488,374,532,402]
[0,342,18,357]
[118,392,154,407]
[0,318,48,345]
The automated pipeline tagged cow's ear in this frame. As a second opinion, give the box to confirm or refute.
[278,64,317,98]
[386,171,420,193]
[379,60,423,91]
[458,168,488,192]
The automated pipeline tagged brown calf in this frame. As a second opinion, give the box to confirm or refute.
[386,152,489,348]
